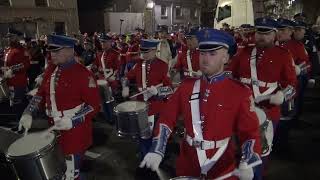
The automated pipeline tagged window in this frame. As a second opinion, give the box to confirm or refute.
[35,0,48,7]
[190,8,199,19]
[175,6,183,19]
[217,5,231,22]
[161,5,167,18]
[54,22,65,35]
[0,0,10,6]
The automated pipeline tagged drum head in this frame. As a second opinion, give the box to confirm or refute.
[170,177,200,180]
[255,107,267,125]
[7,132,55,157]
[115,101,147,113]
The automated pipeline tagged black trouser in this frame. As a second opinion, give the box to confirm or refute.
[10,86,28,123]
[27,64,42,90]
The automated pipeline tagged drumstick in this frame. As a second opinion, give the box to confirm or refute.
[156,168,169,180]
[129,83,163,99]
[40,125,56,138]
[214,161,262,180]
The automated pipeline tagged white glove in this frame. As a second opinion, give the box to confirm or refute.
[53,117,73,130]
[122,86,130,98]
[295,65,301,76]
[193,70,202,77]
[139,152,163,171]
[147,86,158,96]
[269,91,284,105]
[18,113,32,132]
[238,162,254,180]
[35,75,43,86]
[4,69,13,78]
[307,79,316,88]
[108,75,116,81]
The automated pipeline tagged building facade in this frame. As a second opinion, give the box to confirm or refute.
[153,0,201,32]
[0,0,79,39]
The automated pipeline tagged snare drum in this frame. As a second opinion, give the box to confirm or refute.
[0,77,9,102]
[255,107,274,157]
[170,177,200,180]
[6,132,66,180]
[0,128,21,180]
[114,101,151,139]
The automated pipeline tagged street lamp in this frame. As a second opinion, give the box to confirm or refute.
[146,0,154,9]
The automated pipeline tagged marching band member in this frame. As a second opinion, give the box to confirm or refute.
[92,33,120,123]
[277,18,310,79]
[117,34,129,77]
[140,29,262,179]
[18,34,100,180]
[81,38,96,66]
[2,29,30,128]
[122,39,173,157]
[156,26,177,70]
[228,18,297,178]
[173,28,202,80]
[292,20,318,123]
[120,43,139,78]
[92,33,120,88]
[274,18,311,152]
[236,24,256,49]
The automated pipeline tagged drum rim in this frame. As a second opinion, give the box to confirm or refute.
[114,101,148,113]
[6,133,58,159]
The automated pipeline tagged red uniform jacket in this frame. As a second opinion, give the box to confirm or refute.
[126,58,172,115]
[34,60,100,154]
[279,39,310,73]
[4,47,30,87]
[93,49,120,89]
[126,44,140,64]
[154,76,261,178]
[174,48,200,73]
[117,43,128,67]
[228,46,297,121]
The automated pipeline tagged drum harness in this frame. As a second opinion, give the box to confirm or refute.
[185,50,194,77]
[240,47,278,102]
[48,67,83,121]
[188,79,230,177]
[100,51,114,80]
[241,47,276,157]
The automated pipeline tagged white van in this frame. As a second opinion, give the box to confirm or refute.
[214,0,254,29]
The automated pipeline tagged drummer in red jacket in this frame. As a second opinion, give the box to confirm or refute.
[2,29,30,127]
[18,35,100,180]
[122,39,173,157]
[140,29,262,179]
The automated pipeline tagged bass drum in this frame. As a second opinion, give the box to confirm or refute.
[6,132,66,180]
[255,107,274,157]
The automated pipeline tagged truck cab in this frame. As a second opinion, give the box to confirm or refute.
[214,0,254,29]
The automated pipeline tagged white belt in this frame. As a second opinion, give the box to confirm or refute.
[47,103,83,118]
[30,61,39,64]
[240,78,277,88]
[186,135,230,150]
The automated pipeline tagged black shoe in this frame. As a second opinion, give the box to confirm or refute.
[10,126,19,131]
